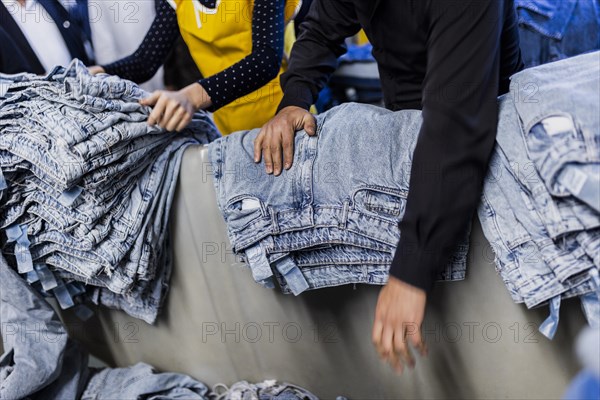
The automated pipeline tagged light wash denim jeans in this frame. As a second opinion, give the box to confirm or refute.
[0,60,220,323]
[511,51,600,215]
[210,102,470,295]
[478,86,599,337]
[496,53,600,239]
[1,251,212,399]
[2,251,318,399]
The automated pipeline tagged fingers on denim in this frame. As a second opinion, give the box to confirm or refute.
[0,60,221,324]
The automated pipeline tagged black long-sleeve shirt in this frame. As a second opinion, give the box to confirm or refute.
[103,0,285,111]
[279,0,523,292]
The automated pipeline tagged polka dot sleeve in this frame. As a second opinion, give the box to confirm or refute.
[199,0,285,111]
[102,0,180,84]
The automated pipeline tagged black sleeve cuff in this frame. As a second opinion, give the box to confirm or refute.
[277,83,314,113]
[198,79,221,112]
[389,239,442,294]
[101,64,115,75]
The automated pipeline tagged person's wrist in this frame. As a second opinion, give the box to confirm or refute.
[279,105,307,115]
[88,65,106,75]
[387,275,427,297]
[184,82,211,110]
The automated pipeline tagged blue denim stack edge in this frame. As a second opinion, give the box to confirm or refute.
[0,60,221,324]
[210,52,599,339]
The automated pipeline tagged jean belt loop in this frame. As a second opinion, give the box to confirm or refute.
[51,277,76,309]
[0,79,9,96]
[589,269,600,293]
[5,224,23,242]
[539,295,561,339]
[245,242,274,288]
[15,224,34,274]
[308,205,314,226]
[59,185,84,207]
[269,206,280,234]
[0,168,6,191]
[341,201,350,229]
[34,263,58,291]
[66,281,86,297]
[273,256,309,296]
[579,292,600,329]
[72,304,95,321]
[24,269,40,284]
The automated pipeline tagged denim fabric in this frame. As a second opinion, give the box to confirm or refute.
[81,363,210,400]
[1,250,212,400]
[479,139,597,308]
[490,99,597,286]
[493,62,600,239]
[210,102,470,294]
[0,65,161,192]
[581,291,600,329]
[212,380,319,400]
[517,0,600,68]
[0,251,89,400]
[477,77,599,337]
[0,60,220,323]
[510,51,600,217]
[3,244,316,399]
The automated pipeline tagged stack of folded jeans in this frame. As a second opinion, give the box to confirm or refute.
[477,52,600,338]
[209,103,470,297]
[0,60,220,324]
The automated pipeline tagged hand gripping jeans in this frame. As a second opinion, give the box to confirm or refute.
[210,102,470,295]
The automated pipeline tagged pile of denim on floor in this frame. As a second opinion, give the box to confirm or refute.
[209,52,599,339]
[0,60,220,324]
[0,252,322,400]
[210,100,470,296]
[478,52,600,339]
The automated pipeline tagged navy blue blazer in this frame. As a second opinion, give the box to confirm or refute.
[0,0,93,74]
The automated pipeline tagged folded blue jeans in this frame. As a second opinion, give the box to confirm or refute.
[210,103,470,294]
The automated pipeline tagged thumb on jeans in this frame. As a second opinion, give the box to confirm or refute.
[303,114,317,136]
[140,91,161,106]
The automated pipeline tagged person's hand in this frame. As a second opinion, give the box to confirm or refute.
[88,65,105,75]
[372,276,428,375]
[254,106,317,176]
[140,83,211,132]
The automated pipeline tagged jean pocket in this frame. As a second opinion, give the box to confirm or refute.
[527,114,580,157]
[224,195,266,231]
[352,185,407,220]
